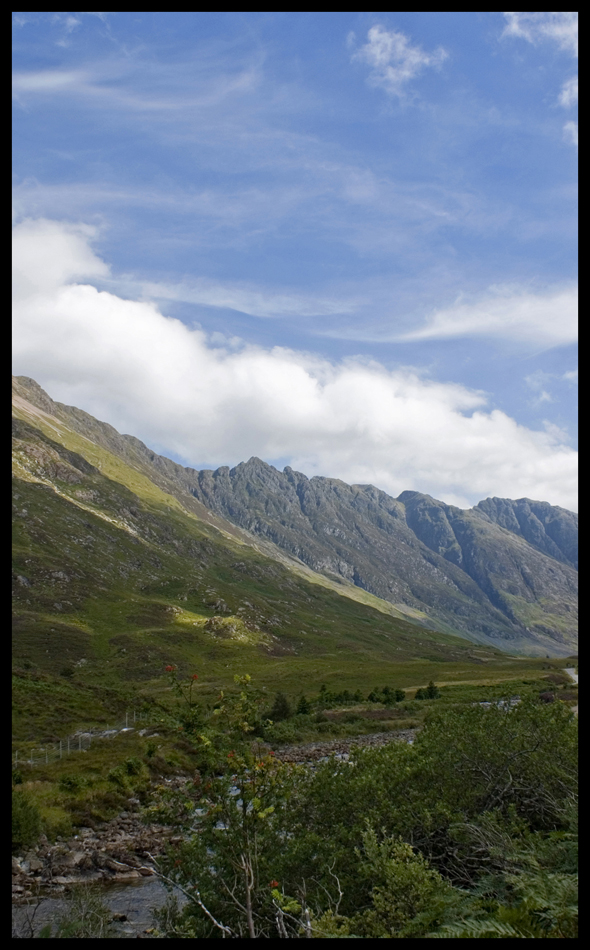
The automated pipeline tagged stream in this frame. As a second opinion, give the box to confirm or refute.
[11,876,188,939]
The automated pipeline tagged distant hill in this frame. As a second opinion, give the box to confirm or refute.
[12,376,577,658]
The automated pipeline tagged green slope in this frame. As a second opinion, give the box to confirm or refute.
[13,390,556,740]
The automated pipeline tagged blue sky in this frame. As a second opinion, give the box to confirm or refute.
[12,12,577,510]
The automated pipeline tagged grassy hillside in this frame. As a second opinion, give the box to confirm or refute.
[13,390,568,748]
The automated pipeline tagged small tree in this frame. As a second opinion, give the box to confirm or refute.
[425,681,440,699]
[296,695,311,715]
[270,692,292,722]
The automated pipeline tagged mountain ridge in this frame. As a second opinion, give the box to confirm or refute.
[12,376,577,656]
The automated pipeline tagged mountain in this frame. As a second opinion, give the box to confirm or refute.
[17,375,515,742]
[12,376,577,659]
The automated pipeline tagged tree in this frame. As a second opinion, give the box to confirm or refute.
[296,695,311,715]
[269,691,291,722]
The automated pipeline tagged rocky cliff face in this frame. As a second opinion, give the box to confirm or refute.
[12,376,578,655]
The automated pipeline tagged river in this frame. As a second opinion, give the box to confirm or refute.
[12,876,188,938]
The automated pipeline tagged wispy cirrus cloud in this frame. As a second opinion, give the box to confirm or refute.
[397,285,578,349]
[502,12,578,57]
[349,24,447,98]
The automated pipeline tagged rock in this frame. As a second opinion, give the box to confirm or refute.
[112,912,128,921]
[12,857,21,872]
[51,853,77,868]
[113,870,141,882]
[104,858,129,872]
[138,866,154,876]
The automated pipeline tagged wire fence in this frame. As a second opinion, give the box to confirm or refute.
[13,709,153,769]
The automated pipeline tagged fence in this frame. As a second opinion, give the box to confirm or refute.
[13,709,152,769]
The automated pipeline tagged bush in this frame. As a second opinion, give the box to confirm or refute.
[341,712,362,723]
[107,765,131,790]
[59,774,89,792]
[12,789,42,853]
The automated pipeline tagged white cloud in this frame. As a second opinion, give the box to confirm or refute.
[563,368,578,384]
[398,285,578,348]
[563,120,578,147]
[559,76,578,108]
[12,70,90,95]
[351,25,447,98]
[524,371,554,408]
[132,278,359,320]
[502,12,578,57]
[12,219,577,512]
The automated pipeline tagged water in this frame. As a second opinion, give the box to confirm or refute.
[12,876,188,939]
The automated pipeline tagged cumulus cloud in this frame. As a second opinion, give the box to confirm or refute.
[398,285,578,348]
[351,25,447,98]
[12,218,577,511]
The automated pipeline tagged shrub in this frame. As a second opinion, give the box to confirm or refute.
[58,774,88,792]
[12,789,42,853]
[123,756,144,776]
[107,765,131,790]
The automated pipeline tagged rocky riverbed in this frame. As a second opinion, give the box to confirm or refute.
[13,730,416,909]
[11,781,188,904]
[273,728,417,763]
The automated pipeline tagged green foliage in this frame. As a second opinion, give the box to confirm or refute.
[415,679,440,699]
[350,825,457,937]
[12,788,42,853]
[58,773,90,792]
[296,694,311,715]
[141,671,577,939]
[269,691,292,722]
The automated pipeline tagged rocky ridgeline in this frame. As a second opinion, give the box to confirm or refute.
[11,781,188,903]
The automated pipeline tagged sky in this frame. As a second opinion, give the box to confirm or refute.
[12,12,578,511]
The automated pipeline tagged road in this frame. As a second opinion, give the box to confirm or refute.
[563,667,578,716]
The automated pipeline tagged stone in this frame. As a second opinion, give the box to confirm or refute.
[113,870,141,882]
